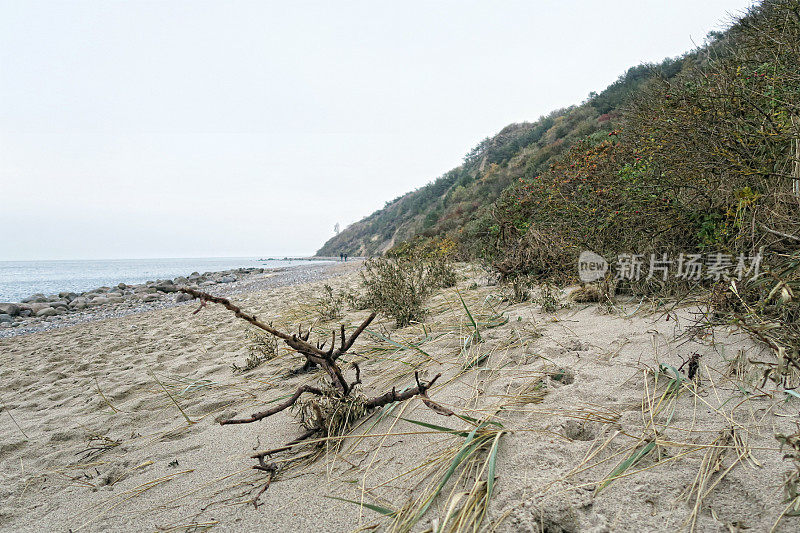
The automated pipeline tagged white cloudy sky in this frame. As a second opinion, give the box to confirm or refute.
[0,0,755,260]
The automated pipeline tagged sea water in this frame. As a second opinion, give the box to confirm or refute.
[0,257,320,302]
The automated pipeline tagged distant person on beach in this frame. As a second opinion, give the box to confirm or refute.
[339,253,343,262]
[344,253,348,262]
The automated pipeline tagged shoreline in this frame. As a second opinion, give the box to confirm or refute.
[0,261,356,339]
[0,257,340,303]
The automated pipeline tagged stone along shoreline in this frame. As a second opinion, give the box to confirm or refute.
[0,261,348,338]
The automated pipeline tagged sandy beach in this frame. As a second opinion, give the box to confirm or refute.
[2,262,799,532]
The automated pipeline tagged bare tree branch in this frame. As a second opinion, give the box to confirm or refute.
[180,287,447,490]
[221,385,325,425]
[364,372,442,409]
[179,287,376,392]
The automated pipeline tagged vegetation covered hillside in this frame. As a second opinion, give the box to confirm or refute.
[486,0,800,282]
[320,0,799,293]
[316,56,686,257]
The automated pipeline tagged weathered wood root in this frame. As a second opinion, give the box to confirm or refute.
[180,287,448,496]
[251,460,277,508]
[248,371,443,461]
[253,428,320,459]
[223,370,441,426]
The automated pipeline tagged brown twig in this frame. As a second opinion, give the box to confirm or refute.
[251,461,277,508]
[761,224,800,243]
[252,428,321,459]
[221,385,324,425]
[364,372,442,409]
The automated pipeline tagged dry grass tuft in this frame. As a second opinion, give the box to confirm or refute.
[570,285,602,303]
[231,329,279,373]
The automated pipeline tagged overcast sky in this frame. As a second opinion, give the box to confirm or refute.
[1,0,755,260]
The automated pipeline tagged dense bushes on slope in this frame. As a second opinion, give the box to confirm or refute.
[483,0,800,284]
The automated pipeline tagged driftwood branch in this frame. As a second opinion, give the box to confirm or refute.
[221,385,324,425]
[252,427,319,459]
[180,287,447,494]
[179,287,376,393]
[364,372,442,409]
[181,287,300,343]
[179,287,375,360]
[350,362,362,390]
[251,461,277,508]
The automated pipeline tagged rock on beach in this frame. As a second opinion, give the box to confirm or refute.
[0,303,20,316]
[1,262,341,338]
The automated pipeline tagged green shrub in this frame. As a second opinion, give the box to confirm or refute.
[315,283,344,320]
[533,283,568,313]
[426,257,458,289]
[359,257,454,327]
[386,237,458,290]
[342,286,370,311]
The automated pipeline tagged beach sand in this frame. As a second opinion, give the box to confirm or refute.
[1,263,798,532]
